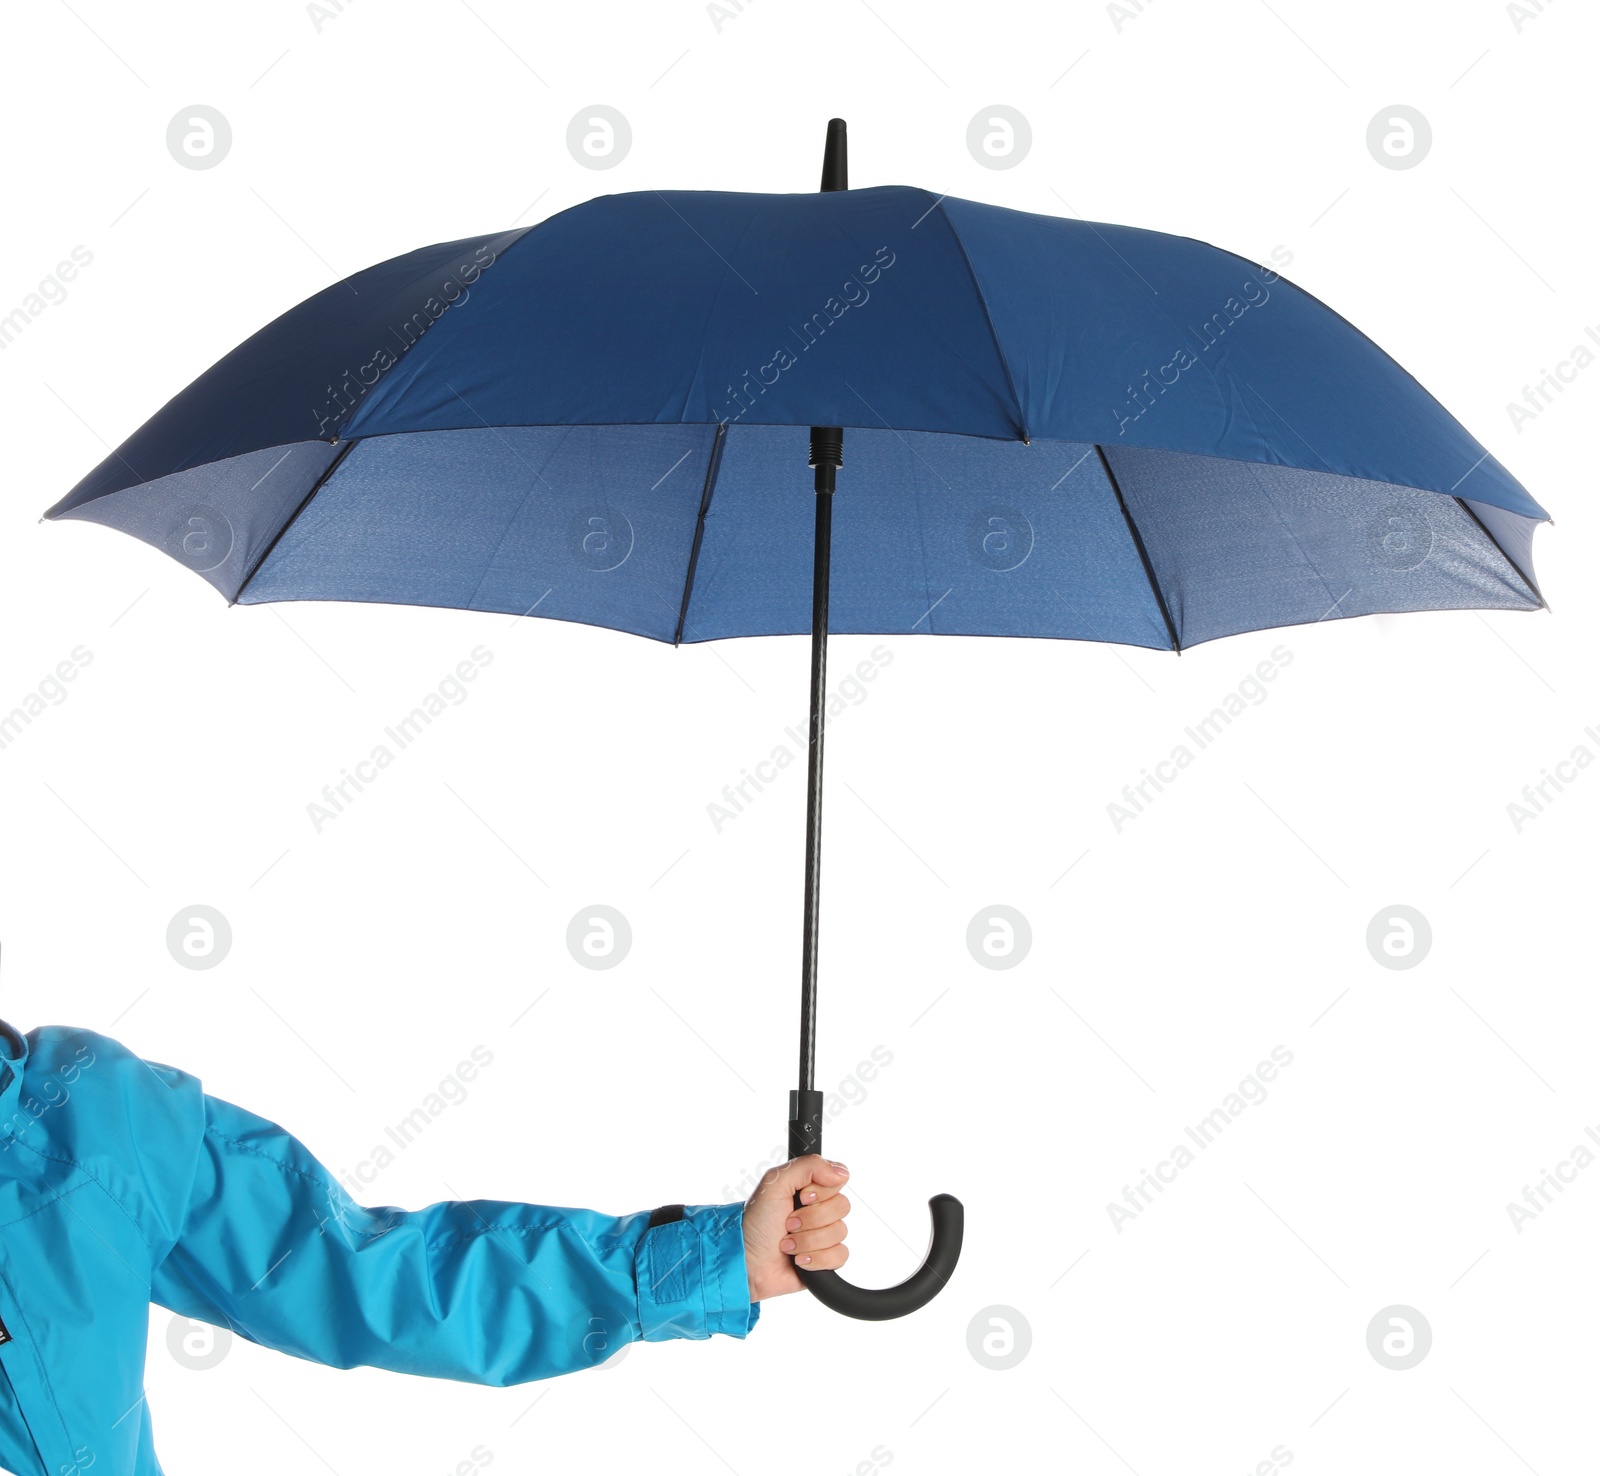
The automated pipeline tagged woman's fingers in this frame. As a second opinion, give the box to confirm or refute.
[780,1192,851,1256]
[780,1220,848,1257]
[794,1241,849,1271]
[786,1193,850,1233]
[744,1157,852,1299]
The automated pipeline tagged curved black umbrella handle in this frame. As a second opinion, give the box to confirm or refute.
[795,1192,964,1321]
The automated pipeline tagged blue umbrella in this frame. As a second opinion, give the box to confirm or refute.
[47,120,1548,1320]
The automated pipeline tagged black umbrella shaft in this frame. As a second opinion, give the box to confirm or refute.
[798,485,831,1096]
[792,427,841,1157]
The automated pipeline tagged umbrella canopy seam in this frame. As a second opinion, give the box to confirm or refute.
[931,196,1030,443]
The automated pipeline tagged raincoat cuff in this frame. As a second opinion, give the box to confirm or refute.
[637,1202,760,1342]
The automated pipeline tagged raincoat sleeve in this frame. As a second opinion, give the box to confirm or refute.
[148,1088,759,1384]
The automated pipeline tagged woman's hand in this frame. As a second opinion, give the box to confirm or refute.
[742,1155,851,1301]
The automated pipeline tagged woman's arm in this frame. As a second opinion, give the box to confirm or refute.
[148,1090,770,1384]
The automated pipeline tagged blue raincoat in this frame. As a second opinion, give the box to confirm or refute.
[0,1021,757,1476]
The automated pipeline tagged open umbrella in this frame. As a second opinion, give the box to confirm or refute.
[46,120,1548,1320]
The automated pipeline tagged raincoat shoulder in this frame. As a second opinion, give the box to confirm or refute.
[6,1024,206,1256]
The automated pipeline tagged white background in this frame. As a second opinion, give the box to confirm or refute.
[1,1,1595,1472]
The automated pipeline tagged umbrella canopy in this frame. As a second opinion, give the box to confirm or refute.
[45,120,1548,1322]
[48,175,1544,651]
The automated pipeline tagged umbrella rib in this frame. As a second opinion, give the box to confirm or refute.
[232,438,359,604]
[1097,446,1181,653]
[673,423,727,646]
[1453,495,1546,609]
[929,197,1030,441]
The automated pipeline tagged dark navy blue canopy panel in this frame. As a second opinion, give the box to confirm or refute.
[50,187,1545,526]
[224,425,1538,650]
[934,197,1544,519]
[53,231,527,513]
[340,191,1022,453]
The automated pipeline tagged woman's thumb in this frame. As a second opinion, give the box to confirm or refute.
[768,1153,848,1197]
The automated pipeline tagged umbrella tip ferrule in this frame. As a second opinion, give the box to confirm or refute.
[821,119,848,192]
